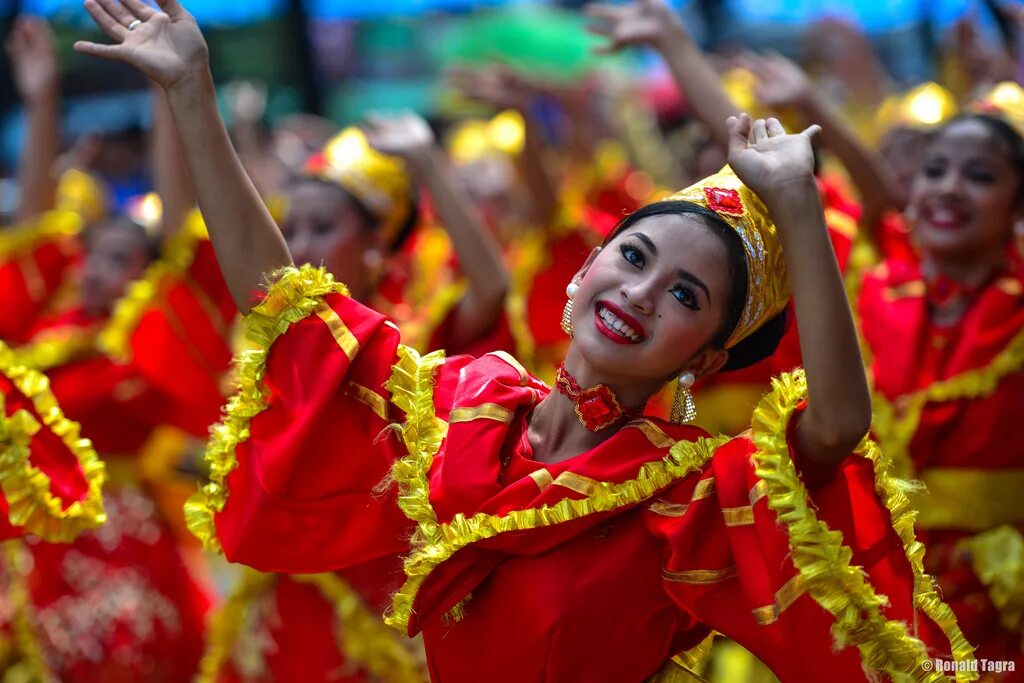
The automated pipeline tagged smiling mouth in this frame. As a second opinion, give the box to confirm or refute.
[924,205,970,231]
[595,303,645,344]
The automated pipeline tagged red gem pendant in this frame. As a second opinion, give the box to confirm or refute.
[573,384,625,431]
[704,187,744,215]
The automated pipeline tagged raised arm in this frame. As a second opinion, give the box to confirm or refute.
[74,0,290,311]
[727,114,871,467]
[742,51,904,230]
[150,84,194,241]
[7,17,60,222]
[585,0,739,152]
[364,112,511,349]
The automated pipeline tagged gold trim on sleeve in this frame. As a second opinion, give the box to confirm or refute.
[648,499,689,517]
[692,477,715,501]
[662,565,739,585]
[449,403,514,425]
[627,419,678,449]
[529,469,554,492]
[752,574,808,626]
[552,471,601,496]
[345,382,389,421]
[315,301,359,360]
[486,350,530,385]
[748,479,769,506]
[721,505,755,527]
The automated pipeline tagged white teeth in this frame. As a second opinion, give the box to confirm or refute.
[598,306,642,342]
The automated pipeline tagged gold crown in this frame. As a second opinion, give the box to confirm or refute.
[875,82,957,133]
[968,81,1024,139]
[661,166,789,348]
[446,110,525,164]
[56,168,109,223]
[304,127,413,247]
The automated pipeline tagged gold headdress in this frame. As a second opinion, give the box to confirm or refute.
[967,81,1024,139]
[446,110,525,164]
[661,166,789,348]
[303,127,413,247]
[56,168,109,224]
[875,82,957,134]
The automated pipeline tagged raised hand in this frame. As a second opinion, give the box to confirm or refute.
[446,65,538,113]
[362,111,436,163]
[6,17,59,103]
[73,0,208,90]
[738,51,812,110]
[726,114,819,203]
[583,0,685,54]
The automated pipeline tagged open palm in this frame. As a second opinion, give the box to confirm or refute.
[583,0,684,53]
[727,114,819,201]
[73,0,207,90]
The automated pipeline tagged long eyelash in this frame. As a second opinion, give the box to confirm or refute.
[620,242,644,267]
[672,284,700,311]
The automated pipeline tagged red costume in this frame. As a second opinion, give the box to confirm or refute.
[187,266,972,682]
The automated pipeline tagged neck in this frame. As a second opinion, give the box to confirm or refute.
[920,245,1006,287]
[528,348,659,466]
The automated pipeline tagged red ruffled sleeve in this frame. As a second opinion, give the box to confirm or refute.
[646,371,975,682]
[0,341,105,543]
[185,265,415,573]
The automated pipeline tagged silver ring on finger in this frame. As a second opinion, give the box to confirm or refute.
[127,19,142,30]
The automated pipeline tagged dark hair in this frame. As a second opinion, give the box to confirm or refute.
[288,176,420,252]
[602,200,788,372]
[84,215,160,262]
[941,113,1024,202]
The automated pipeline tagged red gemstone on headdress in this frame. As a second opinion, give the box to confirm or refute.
[305,153,327,173]
[704,187,744,215]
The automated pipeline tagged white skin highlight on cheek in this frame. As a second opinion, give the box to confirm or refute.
[565,212,733,395]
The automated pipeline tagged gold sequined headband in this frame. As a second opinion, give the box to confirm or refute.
[659,166,789,348]
[968,81,1024,140]
[303,127,413,247]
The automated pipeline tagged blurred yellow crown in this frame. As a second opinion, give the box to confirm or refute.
[56,168,109,224]
[446,110,525,164]
[968,81,1024,139]
[662,166,788,348]
[304,127,413,247]
[875,82,957,134]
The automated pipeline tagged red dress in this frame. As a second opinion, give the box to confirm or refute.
[860,258,1024,674]
[187,265,972,682]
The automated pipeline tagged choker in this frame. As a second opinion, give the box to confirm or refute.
[554,363,641,432]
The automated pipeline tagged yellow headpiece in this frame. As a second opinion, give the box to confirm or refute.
[446,110,525,164]
[661,166,788,348]
[875,82,957,133]
[967,81,1024,139]
[304,127,413,247]
[56,168,109,224]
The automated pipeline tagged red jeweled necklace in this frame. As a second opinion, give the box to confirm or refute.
[554,363,641,432]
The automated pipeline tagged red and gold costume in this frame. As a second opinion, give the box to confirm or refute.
[186,165,973,683]
[1,217,234,683]
[860,257,1024,670]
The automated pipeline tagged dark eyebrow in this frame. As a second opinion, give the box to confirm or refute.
[630,231,657,255]
[678,269,711,305]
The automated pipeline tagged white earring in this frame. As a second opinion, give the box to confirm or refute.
[671,371,697,424]
[566,282,579,298]
[561,282,579,336]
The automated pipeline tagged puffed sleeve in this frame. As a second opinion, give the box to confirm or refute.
[184,265,418,574]
[0,341,106,543]
[646,371,976,682]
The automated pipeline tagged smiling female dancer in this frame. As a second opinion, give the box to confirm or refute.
[73,0,974,680]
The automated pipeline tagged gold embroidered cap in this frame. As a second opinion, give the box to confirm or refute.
[661,166,789,348]
[303,127,413,247]
[968,81,1024,139]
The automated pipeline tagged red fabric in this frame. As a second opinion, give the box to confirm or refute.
[212,292,956,682]
[0,238,80,344]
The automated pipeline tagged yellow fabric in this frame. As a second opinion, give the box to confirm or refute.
[961,526,1024,636]
[294,573,427,683]
[12,324,100,372]
[968,81,1024,139]
[663,167,788,348]
[0,341,107,543]
[0,209,82,258]
[913,468,1024,531]
[875,82,957,134]
[750,369,975,682]
[184,265,349,552]
[55,168,108,223]
[195,568,277,683]
[3,541,52,682]
[447,110,525,163]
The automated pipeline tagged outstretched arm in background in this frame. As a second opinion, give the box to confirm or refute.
[365,112,511,348]
[7,17,60,222]
[150,84,195,241]
[75,0,290,312]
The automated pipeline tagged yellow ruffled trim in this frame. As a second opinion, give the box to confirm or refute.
[12,325,100,373]
[872,324,1024,478]
[195,568,276,683]
[184,265,349,552]
[960,525,1024,636]
[294,573,427,683]
[750,369,975,682]
[503,228,550,372]
[3,540,54,682]
[382,343,728,633]
[98,210,208,363]
[0,209,82,258]
[0,342,106,543]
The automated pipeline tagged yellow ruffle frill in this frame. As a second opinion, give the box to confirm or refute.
[0,209,82,258]
[195,567,276,683]
[750,369,975,682]
[98,210,208,363]
[184,265,349,552]
[0,341,106,543]
[871,325,1024,477]
[961,525,1024,638]
[2,540,53,682]
[381,342,728,633]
